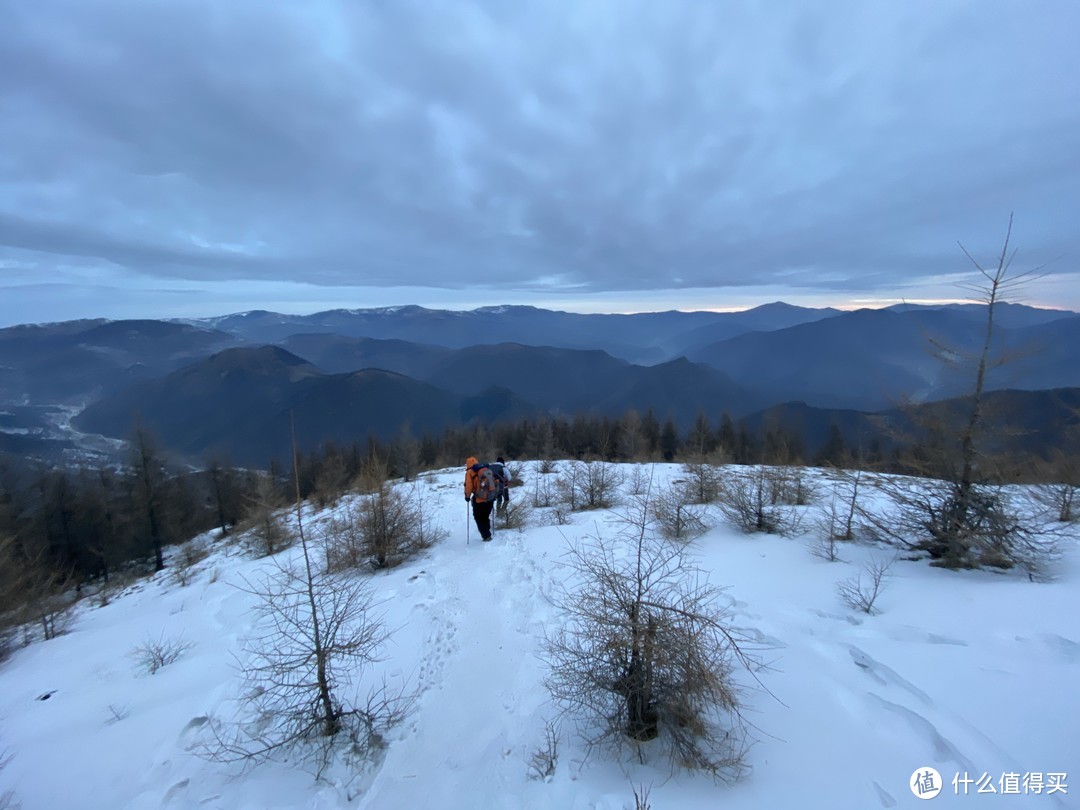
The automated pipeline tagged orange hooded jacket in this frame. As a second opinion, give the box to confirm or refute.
[464,456,486,502]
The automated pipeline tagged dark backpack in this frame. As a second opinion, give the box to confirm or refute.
[488,462,509,491]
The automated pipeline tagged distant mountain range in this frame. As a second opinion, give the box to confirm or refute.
[190,301,862,365]
[1,302,1077,465]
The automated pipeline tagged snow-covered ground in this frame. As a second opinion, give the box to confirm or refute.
[0,463,1076,810]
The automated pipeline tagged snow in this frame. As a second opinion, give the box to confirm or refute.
[1,463,1077,810]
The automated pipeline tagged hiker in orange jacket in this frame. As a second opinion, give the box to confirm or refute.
[464,456,494,541]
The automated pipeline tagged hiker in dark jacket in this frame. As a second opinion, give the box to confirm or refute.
[464,456,494,541]
[492,456,510,515]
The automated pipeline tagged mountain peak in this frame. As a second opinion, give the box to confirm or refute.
[208,344,315,373]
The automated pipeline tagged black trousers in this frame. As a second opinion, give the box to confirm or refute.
[472,499,494,539]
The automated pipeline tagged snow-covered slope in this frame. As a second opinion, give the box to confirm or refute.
[0,464,1076,809]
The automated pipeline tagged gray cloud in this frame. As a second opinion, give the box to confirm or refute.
[1,0,1078,324]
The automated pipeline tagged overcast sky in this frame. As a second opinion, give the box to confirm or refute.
[1,0,1078,327]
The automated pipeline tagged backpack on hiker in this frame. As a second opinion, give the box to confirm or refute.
[488,461,510,493]
[472,463,503,503]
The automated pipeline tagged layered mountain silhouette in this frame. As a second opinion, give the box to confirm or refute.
[73,347,493,465]
[1,302,1075,465]
[72,344,761,464]
[687,308,1080,410]
[195,302,838,364]
[280,334,451,377]
[0,319,238,403]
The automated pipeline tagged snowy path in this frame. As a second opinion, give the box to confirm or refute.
[360,491,563,809]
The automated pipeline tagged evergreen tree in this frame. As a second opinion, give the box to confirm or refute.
[686,411,717,459]
[717,412,737,459]
[814,424,850,468]
[660,417,680,461]
[641,409,661,459]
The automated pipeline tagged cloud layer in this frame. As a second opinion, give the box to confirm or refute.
[2,0,1078,323]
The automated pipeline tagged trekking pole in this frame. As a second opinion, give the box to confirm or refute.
[466,500,470,545]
